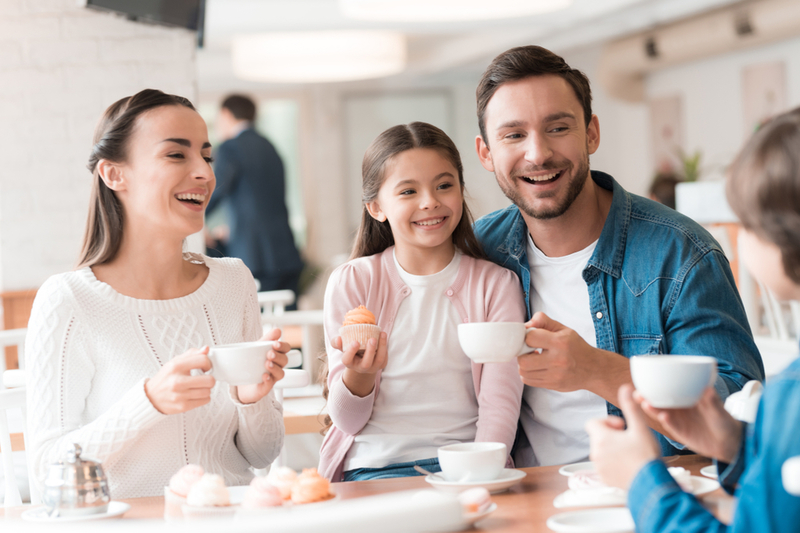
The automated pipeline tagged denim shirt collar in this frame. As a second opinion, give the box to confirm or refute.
[501,170,630,279]
[586,171,630,279]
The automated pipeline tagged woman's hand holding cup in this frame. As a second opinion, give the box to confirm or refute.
[236,328,290,405]
[145,347,216,415]
[333,332,388,397]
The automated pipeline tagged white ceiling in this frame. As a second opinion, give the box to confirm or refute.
[197,0,746,94]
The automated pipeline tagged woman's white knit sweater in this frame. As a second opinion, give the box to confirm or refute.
[24,255,284,499]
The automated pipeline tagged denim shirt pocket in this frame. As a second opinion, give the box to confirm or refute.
[618,334,663,357]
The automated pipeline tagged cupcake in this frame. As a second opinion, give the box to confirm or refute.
[164,464,204,520]
[266,466,298,500]
[241,476,284,510]
[457,487,492,514]
[290,468,335,504]
[182,473,234,519]
[339,305,381,353]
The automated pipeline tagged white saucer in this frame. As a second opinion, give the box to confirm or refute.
[547,507,634,532]
[558,461,595,477]
[425,468,526,494]
[21,501,131,522]
[700,465,718,479]
[689,475,720,496]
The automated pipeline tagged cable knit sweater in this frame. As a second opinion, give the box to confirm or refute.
[24,255,284,499]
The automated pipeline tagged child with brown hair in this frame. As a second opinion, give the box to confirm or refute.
[318,122,525,481]
[586,107,800,533]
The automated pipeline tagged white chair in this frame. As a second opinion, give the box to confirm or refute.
[258,290,296,317]
[0,329,27,388]
[262,309,324,387]
[0,373,38,507]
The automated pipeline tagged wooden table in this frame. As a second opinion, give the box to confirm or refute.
[1,455,732,531]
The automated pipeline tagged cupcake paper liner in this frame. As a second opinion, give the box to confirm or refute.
[164,487,186,521]
[339,324,381,352]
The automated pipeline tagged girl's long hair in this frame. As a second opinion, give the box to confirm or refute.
[350,121,486,260]
[77,89,195,268]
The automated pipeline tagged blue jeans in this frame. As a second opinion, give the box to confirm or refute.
[343,458,441,481]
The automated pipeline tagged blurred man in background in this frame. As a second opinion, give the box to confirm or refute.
[207,94,304,306]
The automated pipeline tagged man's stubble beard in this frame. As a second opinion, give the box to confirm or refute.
[498,152,591,221]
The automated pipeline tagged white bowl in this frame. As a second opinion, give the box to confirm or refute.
[630,355,717,408]
[437,442,506,483]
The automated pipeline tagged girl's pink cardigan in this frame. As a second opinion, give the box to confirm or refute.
[318,247,526,481]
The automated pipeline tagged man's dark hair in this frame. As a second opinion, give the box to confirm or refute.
[221,94,257,122]
[476,45,592,144]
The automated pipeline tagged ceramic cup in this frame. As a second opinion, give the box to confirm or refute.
[630,355,717,408]
[208,341,272,386]
[457,322,536,363]
[437,442,507,483]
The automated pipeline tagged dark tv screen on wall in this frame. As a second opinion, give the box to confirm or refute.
[85,0,205,46]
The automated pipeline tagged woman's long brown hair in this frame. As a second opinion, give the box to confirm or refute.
[77,89,195,268]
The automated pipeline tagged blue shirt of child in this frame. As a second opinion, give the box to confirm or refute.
[628,354,800,532]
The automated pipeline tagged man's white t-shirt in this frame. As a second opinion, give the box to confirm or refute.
[343,251,479,471]
[519,234,608,467]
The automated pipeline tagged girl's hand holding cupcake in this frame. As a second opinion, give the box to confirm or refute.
[331,331,388,397]
[237,327,290,404]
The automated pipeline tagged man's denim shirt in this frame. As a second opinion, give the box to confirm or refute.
[474,171,765,456]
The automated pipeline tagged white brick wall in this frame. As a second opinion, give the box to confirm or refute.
[0,2,198,292]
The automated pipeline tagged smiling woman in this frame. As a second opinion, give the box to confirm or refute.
[23,89,291,499]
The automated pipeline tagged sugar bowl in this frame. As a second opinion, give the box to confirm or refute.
[42,443,110,517]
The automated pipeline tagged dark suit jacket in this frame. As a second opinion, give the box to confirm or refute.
[207,128,303,279]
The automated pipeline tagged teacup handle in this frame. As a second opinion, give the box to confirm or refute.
[517,326,539,356]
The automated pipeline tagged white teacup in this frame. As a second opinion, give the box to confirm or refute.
[457,322,536,363]
[437,442,507,483]
[630,355,717,408]
[207,341,272,386]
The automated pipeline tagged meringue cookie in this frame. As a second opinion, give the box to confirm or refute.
[267,466,298,500]
[186,473,230,507]
[242,477,283,509]
[168,464,204,498]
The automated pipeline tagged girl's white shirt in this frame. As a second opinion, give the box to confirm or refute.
[343,250,478,471]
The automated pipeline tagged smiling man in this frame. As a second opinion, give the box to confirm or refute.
[472,45,765,467]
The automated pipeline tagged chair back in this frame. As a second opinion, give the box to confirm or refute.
[0,383,38,507]
[0,329,27,386]
[258,290,296,317]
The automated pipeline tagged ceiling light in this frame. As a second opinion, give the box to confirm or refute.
[232,31,406,83]
[339,0,573,22]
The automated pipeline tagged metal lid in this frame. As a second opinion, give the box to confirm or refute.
[45,444,107,488]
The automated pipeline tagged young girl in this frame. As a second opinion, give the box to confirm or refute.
[25,89,289,499]
[318,122,525,482]
[586,107,800,532]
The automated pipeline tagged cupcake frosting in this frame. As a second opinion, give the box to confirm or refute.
[291,468,332,504]
[342,305,376,326]
[267,466,298,500]
[242,477,283,509]
[186,474,230,507]
[168,464,205,497]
